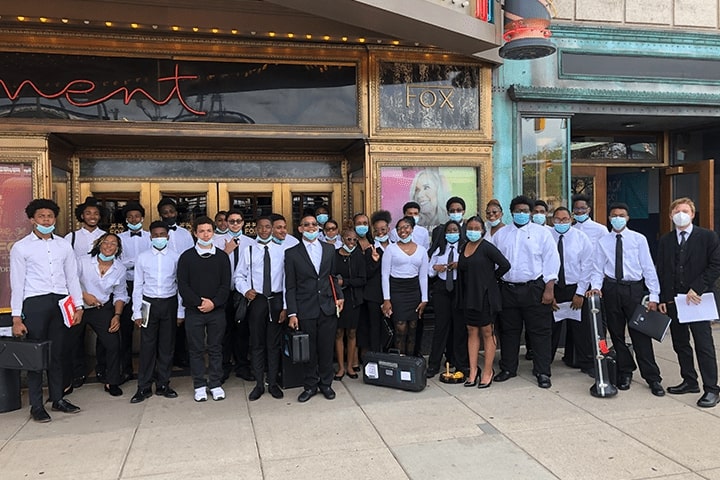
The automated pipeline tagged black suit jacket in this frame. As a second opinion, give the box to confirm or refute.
[656,226,720,303]
[285,240,343,319]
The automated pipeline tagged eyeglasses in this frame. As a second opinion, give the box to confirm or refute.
[325,225,338,231]
[448,208,464,213]
[343,237,358,242]
[301,222,319,227]
[228,219,243,224]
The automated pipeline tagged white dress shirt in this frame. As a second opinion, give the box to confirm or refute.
[381,243,429,302]
[118,229,152,282]
[550,227,593,296]
[573,218,608,244]
[428,244,459,281]
[77,255,129,306]
[676,223,694,244]
[492,222,560,284]
[213,232,254,275]
[590,228,661,302]
[167,224,195,255]
[303,239,323,273]
[132,246,184,318]
[234,241,286,300]
[390,225,430,250]
[10,232,83,316]
[65,227,106,257]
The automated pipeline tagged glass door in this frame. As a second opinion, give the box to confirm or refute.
[660,159,714,231]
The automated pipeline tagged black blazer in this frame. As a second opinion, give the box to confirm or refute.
[285,240,343,319]
[656,226,720,303]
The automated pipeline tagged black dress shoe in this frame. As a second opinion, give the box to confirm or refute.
[649,381,665,397]
[493,370,517,382]
[131,388,152,403]
[347,372,359,379]
[156,385,178,398]
[96,372,106,384]
[104,385,123,397]
[72,376,86,389]
[51,398,81,413]
[248,385,264,401]
[298,388,317,403]
[617,374,632,390]
[478,369,495,389]
[697,391,720,408]
[320,386,336,400]
[268,384,284,399]
[667,381,700,395]
[525,349,534,361]
[537,374,552,389]
[119,373,136,386]
[31,407,51,423]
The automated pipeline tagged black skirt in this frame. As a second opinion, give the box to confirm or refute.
[465,296,494,327]
[389,276,421,324]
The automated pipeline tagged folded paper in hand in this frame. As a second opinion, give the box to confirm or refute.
[140,300,151,328]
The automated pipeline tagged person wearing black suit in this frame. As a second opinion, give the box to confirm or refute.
[285,214,344,403]
[657,198,720,408]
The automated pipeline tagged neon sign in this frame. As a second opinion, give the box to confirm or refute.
[0,64,206,116]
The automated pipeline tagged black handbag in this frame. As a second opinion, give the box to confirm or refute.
[0,337,52,371]
[234,246,253,323]
[287,329,310,364]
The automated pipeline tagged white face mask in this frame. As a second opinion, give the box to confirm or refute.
[672,211,692,228]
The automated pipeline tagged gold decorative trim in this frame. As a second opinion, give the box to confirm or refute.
[81,176,342,183]
[0,135,50,199]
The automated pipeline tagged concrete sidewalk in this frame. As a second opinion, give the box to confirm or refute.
[2,330,720,480]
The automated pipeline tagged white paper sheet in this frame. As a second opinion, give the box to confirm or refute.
[553,301,582,322]
[676,293,719,323]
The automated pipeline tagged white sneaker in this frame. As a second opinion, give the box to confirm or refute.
[194,387,207,402]
[210,386,225,401]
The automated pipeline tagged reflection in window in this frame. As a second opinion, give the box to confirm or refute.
[160,193,207,229]
[230,194,273,237]
[292,193,331,233]
[521,117,568,210]
[572,134,659,164]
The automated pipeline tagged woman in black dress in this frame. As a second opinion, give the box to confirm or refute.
[457,216,510,387]
[333,227,367,380]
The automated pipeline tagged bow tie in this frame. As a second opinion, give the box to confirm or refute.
[168,225,177,231]
[130,231,142,237]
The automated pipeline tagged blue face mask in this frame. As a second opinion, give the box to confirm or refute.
[466,230,482,242]
[271,235,284,245]
[229,229,243,238]
[197,238,213,247]
[574,213,589,223]
[342,244,355,253]
[215,228,228,235]
[488,218,501,227]
[399,234,413,244]
[355,225,369,236]
[98,253,115,262]
[325,234,338,242]
[303,230,319,241]
[413,216,420,226]
[36,224,55,235]
[316,214,329,225]
[375,234,389,243]
[532,213,546,225]
[610,216,627,231]
[449,213,463,223]
[554,223,571,234]
[257,236,272,244]
[127,221,143,231]
[513,212,531,226]
[151,237,168,250]
[445,233,460,244]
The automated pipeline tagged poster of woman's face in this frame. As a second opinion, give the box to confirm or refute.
[380,166,478,232]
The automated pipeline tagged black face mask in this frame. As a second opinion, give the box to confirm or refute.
[164,216,177,226]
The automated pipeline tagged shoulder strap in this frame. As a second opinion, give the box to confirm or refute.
[71,230,76,248]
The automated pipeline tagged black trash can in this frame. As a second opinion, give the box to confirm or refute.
[0,367,21,412]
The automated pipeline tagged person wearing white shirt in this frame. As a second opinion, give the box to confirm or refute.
[491,195,560,389]
[389,202,430,250]
[130,221,185,403]
[63,196,106,390]
[270,213,300,250]
[381,216,429,355]
[235,216,288,401]
[588,202,664,396]
[571,194,608,243]
[77,233,129,397]
[550,207,594,373]
[10,199,84,422]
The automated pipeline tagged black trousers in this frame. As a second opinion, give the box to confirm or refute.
[299,313,337,390]
[82,303,122,385]
[498,280,553,377]
[248,294,283,387]
[551,284,593,370]
[223,292,251,372]
[428,289,467,373]
[364,300,389,353]
[97,287,134,377]
[62,321,87,388]
[667,302,719,393]
[137,296,177,390]
[602,280,661,384]
[23,294,67,409]
[186,308,226,389]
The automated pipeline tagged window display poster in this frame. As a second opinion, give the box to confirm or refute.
[0,164,33,308]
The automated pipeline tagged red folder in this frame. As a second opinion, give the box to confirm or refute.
[58,296,77,328]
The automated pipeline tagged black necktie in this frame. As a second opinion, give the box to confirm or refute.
[168,225,177,231]
[130,231,142,237]
[615,234,624,281]
[233,241,239,267]
[263,245,271,296]
[557,234,566,288]
[446,245,454,292]
[678,231,688,267]
[680,230,687,247]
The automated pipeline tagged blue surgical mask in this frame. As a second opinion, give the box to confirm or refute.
[554,223,571,234]
[215,228,228,235]
[127,221,143,231]
[399,234,413,244]
[449,213,463,223]
[532,213,546,225]
[303,230,320,241]
[36,224,55,235]
[610,216,627,231]
[413,216,420,225]
[257,236,272,245]
[466,230,482,242]
[271,235,284,245]
[151,237,168,250]
[229,229,243,238]
[445,233,460,244]
[325,234,338,242]
[316,214,329,225]
[98,253,115,261]
[197,238,213,247]
[355,225,369,236]
[342,244,355,253]
[574,213,589,223]
[488,218,501,227]
[375,234,389,243]
[513,212,531,226]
